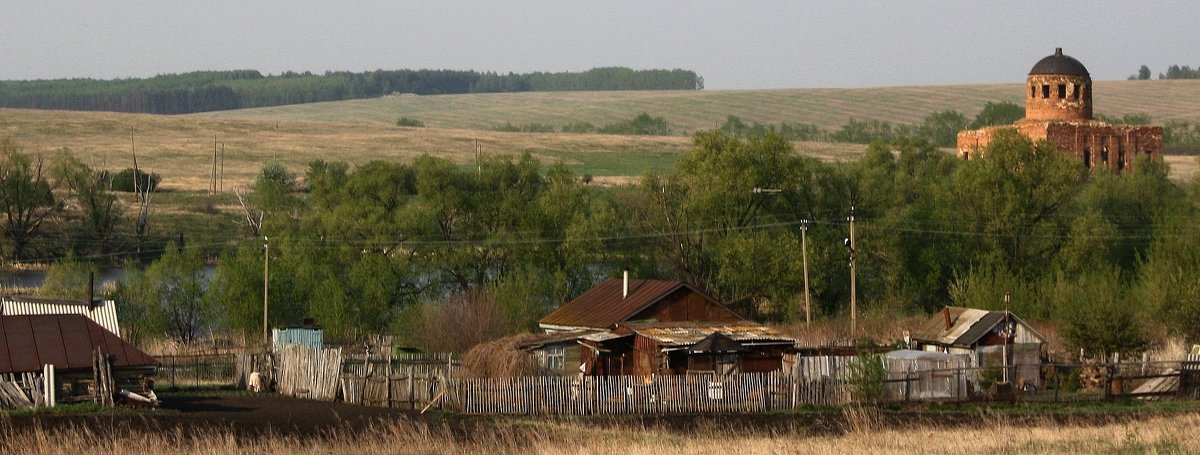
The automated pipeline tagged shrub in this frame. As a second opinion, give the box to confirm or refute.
[111,168,160,192]
[396,117,425,127]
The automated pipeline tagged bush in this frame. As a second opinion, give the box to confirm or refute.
[847,352,886,403]
[111,168,160,192]
[396,117,425,127]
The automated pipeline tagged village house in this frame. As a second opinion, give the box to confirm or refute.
[911,306,1045,388]
[529,274,796,377]
[0,314,158,404]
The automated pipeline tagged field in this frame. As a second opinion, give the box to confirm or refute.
[199,80,1200,133]
[3,79,1200,193]
[3,391,1200,454]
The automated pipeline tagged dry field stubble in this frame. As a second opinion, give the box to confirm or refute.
[0,108,871,193]
[2,411,1199,454]
[200,80,1200,134]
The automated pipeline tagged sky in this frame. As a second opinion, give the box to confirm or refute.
[1,1,1197,90]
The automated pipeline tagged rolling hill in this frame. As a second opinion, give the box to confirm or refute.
[1,79,1197,192]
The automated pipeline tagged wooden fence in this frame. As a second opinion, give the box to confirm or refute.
[156,353,238,388]
[275,345,343,401]
[339,352,458,409]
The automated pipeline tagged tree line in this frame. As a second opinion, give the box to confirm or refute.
[0,67,702,115]
[1130,64,1200,80]
[18,128,1200,357]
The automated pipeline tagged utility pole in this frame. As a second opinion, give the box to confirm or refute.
[848,206,857,337]
[801,219,811,328]
[263,236,270,346]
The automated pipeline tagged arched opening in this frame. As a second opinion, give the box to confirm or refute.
[1117,143,1126,170]
[1083,146,1092,169]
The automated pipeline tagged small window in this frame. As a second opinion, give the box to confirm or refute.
[1117,144,1126,170]
[1072,84,1080,100]
[1042,84,1050,98]
[1083,146,1092,169]
[1101,146,1109,164]
[1057,84,1066,98]
[1030,85,1036,98]
[962,151,970,160]
[543,346,565,371]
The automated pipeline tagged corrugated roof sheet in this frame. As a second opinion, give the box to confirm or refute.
[0,314,157,374]
[539,278,695,329]
[1,296,121,336]
[912,306,1044,348]
[619,321,796,348]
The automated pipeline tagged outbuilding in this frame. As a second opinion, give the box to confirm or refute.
[911,306,1045,388]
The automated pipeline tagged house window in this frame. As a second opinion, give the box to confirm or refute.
[543,346,565,371]
[1042,84,1050,98]
[1057,84,1066,98]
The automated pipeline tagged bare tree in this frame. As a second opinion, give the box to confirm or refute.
[0,139,58,259]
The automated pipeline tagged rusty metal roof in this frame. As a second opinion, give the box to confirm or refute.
[0,314,158,374]
[617,321,796,348]
[539,278,703,330]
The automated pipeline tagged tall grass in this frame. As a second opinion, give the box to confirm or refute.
[4,413,1199,454]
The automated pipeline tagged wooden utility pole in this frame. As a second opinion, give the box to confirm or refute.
[263,236,270,346]
[220,143,225,192]
[211,139,218,193]
[849,206,857,337]
[801,219,811,328]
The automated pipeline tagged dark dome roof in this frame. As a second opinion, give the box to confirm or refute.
[1029,48,1089,76]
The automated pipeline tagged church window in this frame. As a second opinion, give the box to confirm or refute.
[1042,84,1050,98]
[1057,84,1066,98]
[1072,84,1080,100]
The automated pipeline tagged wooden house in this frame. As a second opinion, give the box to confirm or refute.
[529,275,796,377]
[538,275,742,333]
[911,306,1045,387]
[0,314,158,403]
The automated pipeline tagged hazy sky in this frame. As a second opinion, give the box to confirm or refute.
[2,1,1197,90]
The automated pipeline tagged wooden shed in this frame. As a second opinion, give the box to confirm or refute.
[0,314,158,403]
[911,306,1045,387]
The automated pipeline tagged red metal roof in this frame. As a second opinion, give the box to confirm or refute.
[0,314,158,374]
[539,278,705,329]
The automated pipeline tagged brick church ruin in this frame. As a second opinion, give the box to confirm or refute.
[957,48,1163,171]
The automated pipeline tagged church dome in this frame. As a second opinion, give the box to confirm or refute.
[1029,48,1089,76]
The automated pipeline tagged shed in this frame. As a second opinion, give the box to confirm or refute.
[608,321,796,376]
[911,306,1045,387]
[0,314,158,402]
[1,296,121,337]
[272,318,323,351]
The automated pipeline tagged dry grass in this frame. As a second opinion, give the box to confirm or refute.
[3,412,1199,454]
[200,80,1200,134]
[460,333,544,378]
[778,313,930,347]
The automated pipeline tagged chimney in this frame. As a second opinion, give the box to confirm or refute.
[622,270,629,299]
[943,307,952,330]
[87,272,95,310]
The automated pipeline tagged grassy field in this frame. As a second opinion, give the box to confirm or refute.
[3,79,1199,193]
[0,108,867,192]
[198,79,1200,133]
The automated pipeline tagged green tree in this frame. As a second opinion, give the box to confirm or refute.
[38,254,99,300]
[970,101,1025,128]
[918,110,968,147]
[1060,268,1148,358]
[112,259,165,346]
[0,138,57,259]
[51,149,122,253]
[948,129,1084,275]
[147,242,210,344]
[1138,65,1152,80]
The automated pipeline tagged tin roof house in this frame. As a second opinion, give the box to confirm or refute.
[1,295,121,337]
[911,306,1046,387]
